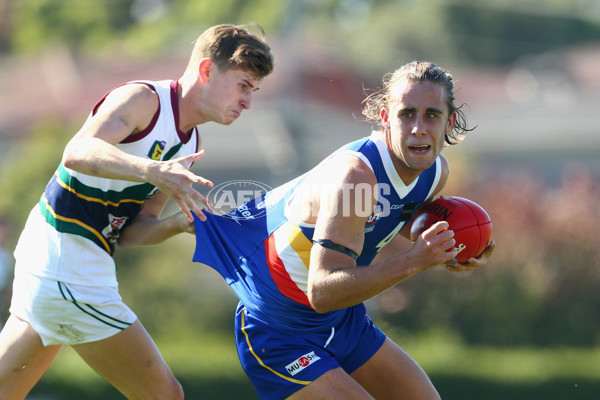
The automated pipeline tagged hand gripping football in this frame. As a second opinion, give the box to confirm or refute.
[410,196,492,264]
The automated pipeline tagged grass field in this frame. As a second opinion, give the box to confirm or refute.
[27,329,600,399]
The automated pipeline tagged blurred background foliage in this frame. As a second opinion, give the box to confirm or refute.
[1,0,600,399]
[5,0,600,65]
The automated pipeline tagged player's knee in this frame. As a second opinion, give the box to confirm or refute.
[136,376,183,400]
[173,381,183,400]
[419,381,441,400]
[160,377,184,400]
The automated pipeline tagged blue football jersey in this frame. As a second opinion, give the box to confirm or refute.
[193,132,441,331]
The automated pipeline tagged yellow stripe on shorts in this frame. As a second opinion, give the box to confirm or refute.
[240,307,311,386]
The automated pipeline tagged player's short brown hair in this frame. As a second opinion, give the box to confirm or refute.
[188,24,274,79]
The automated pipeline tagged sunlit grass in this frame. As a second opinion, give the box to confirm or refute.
[389,329,600,384]
[43,328,600,391]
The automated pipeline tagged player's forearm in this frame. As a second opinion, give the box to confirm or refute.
[308,255,421,313]
[63,137,156,183]
[117,214,191,247]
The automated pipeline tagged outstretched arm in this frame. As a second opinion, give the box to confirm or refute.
[117,191,196,248]
[62,83,212,221]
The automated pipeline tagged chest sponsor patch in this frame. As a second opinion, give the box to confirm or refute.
[285,351,321,376]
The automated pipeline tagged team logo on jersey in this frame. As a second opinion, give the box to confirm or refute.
[285,351,321,376]
[148,140,166,160]
[365,207,383,233]
[102,214,129,244]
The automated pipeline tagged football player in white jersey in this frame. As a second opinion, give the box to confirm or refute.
[0,24,274,399]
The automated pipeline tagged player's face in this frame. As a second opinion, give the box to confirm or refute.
[382,80,456,184]
[203,65,263,125]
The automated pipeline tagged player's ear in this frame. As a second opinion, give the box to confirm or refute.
[446,111,457,134]
[198,58,212,83]
[380,107,390,129]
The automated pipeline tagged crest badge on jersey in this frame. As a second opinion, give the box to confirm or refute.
[148,140,166,160]
[365,206,383,233]
[102,214,129,244]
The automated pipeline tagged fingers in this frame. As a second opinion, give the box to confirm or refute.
[175,191,212,223]
[179,150,211,177]
[165,181,212,222]
[184,149,206,164]
[426,220,450,235]
[423,221,456,252]
[176,198,205,223]
[170,150,214,188]
[482,240,496,257]
[147,148,218,223]
[466,239,496,265]
[445,261,479,272]
[189,172,214,189]
[445,239,496,272]
[414,221,458,266]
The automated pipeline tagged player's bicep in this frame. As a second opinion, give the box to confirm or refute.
[312,196,365,263]
[74,84,158,145]
[310,157,378,268]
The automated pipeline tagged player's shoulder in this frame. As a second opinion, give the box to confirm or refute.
[314,151,377,186]
[108,82,158,106]
[437,153,450,177]
[90,82,161,134]
[95,82,159,122]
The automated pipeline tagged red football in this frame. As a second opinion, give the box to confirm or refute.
[410,196,492,264]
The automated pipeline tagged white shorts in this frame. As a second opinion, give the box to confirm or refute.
[9,271,137,346]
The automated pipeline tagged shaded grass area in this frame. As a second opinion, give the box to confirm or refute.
[434,376,600,400]
[28,376,257,400]
[28,374,600,400]
[27,330,600,399]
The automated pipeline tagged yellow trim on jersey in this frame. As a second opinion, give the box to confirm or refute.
[54,171,145,207]
[240,307,311,386]
[40,195,111,254]
[283,222,312,269]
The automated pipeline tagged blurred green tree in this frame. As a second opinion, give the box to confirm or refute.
[11,0,134,55]
[3,0,599,68]
[0,119,70,245]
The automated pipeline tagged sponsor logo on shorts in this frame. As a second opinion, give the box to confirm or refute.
[285,351,321,376]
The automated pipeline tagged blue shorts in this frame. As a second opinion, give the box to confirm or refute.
[234,302,387,400]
